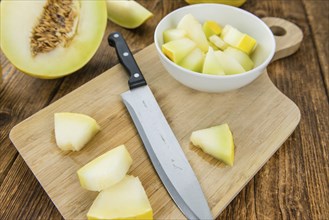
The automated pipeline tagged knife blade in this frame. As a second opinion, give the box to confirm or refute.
[108,32,213,220]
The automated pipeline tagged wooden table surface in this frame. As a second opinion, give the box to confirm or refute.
[0,1,328,219]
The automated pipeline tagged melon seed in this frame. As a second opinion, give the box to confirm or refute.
[30,0,80,56]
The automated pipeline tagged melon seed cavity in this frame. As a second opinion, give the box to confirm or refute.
[30,0,80,56]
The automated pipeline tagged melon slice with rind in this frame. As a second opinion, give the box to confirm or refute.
[163,28,187,43]
[221,25,257,55]
[162,38,196,63]
[224,46,254,71]
[177,14,209,52]
[54,112,100,152]
[77,145,133,192]
[190,123,235,166]
[203,20,222,38]
[214,50,245,75]
[202,47,224,75]
[179,47,204,72]
[87,175,153,220]
[106,0,153,29]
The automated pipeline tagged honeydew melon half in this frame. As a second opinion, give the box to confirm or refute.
[0,0,107,79]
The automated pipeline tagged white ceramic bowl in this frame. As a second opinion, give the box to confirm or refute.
[154,4,276,93]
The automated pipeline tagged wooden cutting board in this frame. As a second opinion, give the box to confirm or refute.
[10,17,302,219]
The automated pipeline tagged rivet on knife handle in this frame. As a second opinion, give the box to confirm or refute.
[108,32,147,90]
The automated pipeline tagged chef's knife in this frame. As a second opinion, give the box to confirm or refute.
[108,32,213,220]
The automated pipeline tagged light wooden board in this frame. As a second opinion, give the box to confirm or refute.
[10,18,302,220]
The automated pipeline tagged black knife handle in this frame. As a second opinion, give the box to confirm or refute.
[108,32,147,90]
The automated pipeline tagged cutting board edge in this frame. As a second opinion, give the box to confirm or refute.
[8,61,121,143]
[8,43,302,220]
[9,77,302,220]
[212,111,300,218]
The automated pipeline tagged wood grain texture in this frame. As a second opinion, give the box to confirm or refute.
[220,1,329,219]
[0,0,328,219]
[0,50,64,186]
[0,155,62,219]
[9,31,301,218]
[265,2,329,219]
[303,0,329,94]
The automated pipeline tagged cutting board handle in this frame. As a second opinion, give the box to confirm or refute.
[261,17,303,62]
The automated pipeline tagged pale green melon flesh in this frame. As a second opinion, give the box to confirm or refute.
[177,14,209,52]
[179,47,204,72]
[54,112,100,151]
[106,0,153,29]
[87,176,153,220]
[190,123,234,166]
[202,47,224,75]
[224,47,254,71]
[162,38,196,63]
[0,0,107,78]
[163,28,187,43]
[77,145,133,192]
[214,50,245,75]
